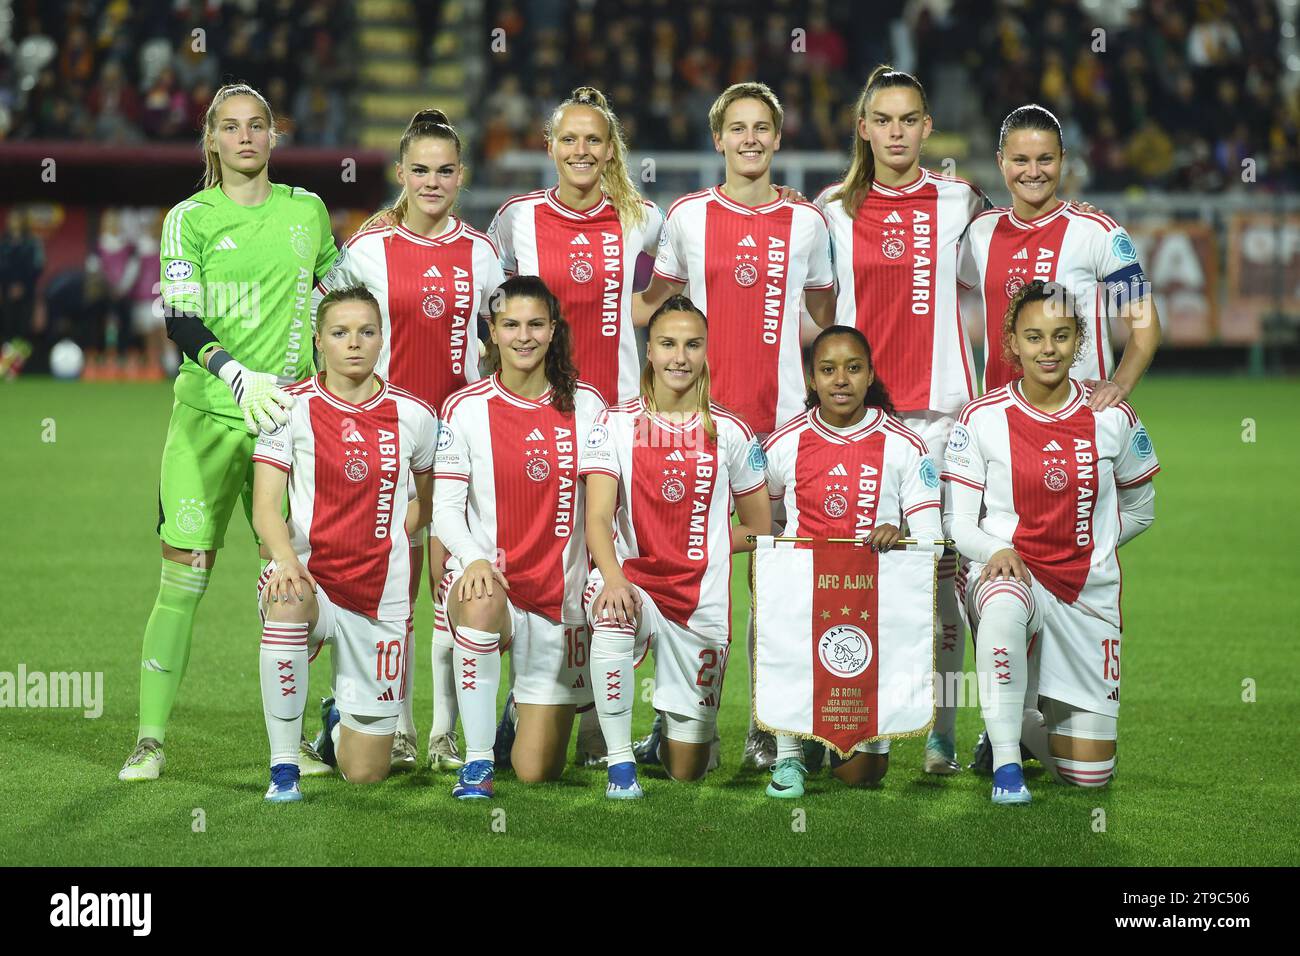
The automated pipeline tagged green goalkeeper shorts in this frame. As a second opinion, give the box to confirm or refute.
[156,400,259,551]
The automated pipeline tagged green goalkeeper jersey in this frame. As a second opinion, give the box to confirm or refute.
[158,182,339,423]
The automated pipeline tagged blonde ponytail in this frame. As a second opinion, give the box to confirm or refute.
[546,87,646,229]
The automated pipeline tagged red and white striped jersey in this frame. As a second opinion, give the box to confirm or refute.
[941,379,1160,626]
[578,398,768,637]
[653,187,834,434]
[253,374,438,621]
[816,169,988,415]
[313,217,503,411]
[763,407,942,541]
[434,373,607,623]
[958,201,1150,392]
[487,188,664,404]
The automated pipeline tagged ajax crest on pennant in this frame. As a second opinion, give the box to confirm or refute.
[818,624,872,679]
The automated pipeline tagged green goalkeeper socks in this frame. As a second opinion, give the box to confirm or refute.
[136,560,211,744]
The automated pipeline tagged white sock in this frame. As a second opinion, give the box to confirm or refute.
[590,622,636,766]
[452,625,501,763]
[396,616,417,737]
[974,596,1030,770]
[430,614,458,737]
[776,734,803,761]
[260,620,309,767]
[934,554,964,739]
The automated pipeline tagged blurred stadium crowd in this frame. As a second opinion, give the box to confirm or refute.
[481,0,1296,193]
[0,0,357,146]
[0,0,1294,378]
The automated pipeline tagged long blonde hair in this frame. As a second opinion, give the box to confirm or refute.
[831,65,930,214]
[639,295,716,440]
[201,84,278,189]
[545,87,646,229]
[360,108,463,233]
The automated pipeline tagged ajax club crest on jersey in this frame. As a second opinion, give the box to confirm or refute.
[1042,456,1068,492]
[344,448,370,482]
[734,254,759,288]
[661,467,687,503]
[1005,265,1029,297]
[823,483,849,518]
[818,624,873,679]
[569,251,594,284]
[524,448,551,482]
[289,223,313,260]
[881,226,906,260]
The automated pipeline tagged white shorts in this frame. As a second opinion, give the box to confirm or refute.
[503,601,593,707]
[258,564,407,721]
[584,568,728,734]
[962,565,1121,718]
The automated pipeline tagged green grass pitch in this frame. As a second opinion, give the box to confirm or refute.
[1,376,1297,866]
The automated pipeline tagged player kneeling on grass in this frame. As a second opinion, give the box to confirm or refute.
[433,276,607,800]
[580,296,771,798]
[941,280,1159,806]
[760,326,943,798]
[251,286,437,801]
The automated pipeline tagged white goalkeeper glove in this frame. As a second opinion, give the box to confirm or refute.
[215,359,294,434]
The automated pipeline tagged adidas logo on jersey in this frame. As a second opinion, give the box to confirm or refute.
[1107,688,1120,702]
[1013,248,1029,260]
[525,428,545,442]
[570,233,590,245]
[423,264,443,278]
[377,688,395,702]
[665,450,686,462]
[737,234,757,247]
[571,674,586,689]
[1042,440,1064,452]
[827,463,848,477]
[214,236,238,251]
[343,429,364,443]
[883,211,903,224]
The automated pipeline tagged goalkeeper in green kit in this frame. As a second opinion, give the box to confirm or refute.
[119,84,339,780]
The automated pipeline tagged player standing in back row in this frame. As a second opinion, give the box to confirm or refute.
[119,83,338,781]
[636,81,836,770]
[815,66,988,776]
[314,108,504,773]
[959,104,1161,407]
[488,87,663,405]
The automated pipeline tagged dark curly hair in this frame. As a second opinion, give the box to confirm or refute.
[1001,279,1086,370]
[485,275,579,412]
